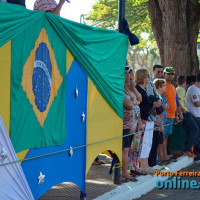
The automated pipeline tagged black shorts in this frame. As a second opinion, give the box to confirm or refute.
[123,129,133,149]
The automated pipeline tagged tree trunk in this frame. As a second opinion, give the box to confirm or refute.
[147,0,200,76]
[187,0,200,74]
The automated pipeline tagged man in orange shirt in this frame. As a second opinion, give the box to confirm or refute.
[162,67,179,161]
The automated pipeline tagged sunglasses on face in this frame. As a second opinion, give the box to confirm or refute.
[167,73,174,75]
[125,67,131,72]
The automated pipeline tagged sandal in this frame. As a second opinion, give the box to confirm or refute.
[157,160,166,166]
[121,175,138,183]
[121,178,131,183]
[164,159,173,164]
[130,170,146,176]
[169,157,177,162]
[141,168,156,174]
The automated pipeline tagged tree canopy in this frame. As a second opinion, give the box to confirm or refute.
[85,0,159,71]
[86,0,200,74]
[86,0,151,36]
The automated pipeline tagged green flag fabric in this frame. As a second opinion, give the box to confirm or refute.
[0,3,128,120]
[11,23,67,152]
[0,3,128,152]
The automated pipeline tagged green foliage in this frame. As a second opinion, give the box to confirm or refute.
[86,0,118,29]
[85,0,160,70]
[86,0,151,38]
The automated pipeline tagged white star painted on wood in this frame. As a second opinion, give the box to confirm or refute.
[75,87,78,98]
[1,147,7,161]
[69,146,73,157]
[81,112,85,122]
[38,172,45,185]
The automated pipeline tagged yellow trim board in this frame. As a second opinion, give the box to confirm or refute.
[0,42,11,134]
[17,149,29,162]
[86,78,122,175]
[0,41,29,161]
[66,49,74,74]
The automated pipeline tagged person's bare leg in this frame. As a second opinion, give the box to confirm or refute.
[141,158,149,169]
[158,144,165,161]
[140,158,145,169]
[163,135,170,160]
[122,148,132,179]
[145,158,150,168]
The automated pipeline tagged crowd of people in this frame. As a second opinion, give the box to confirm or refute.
[122,64,200,183]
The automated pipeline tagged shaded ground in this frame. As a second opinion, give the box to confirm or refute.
[39,156,200,200]
[39,155,117,200]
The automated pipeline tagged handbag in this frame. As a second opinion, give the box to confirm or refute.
[156,105,164,115]
[148,95,164,115]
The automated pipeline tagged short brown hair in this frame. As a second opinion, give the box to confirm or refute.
[135,68,149,84]
[153,65,163,71]
[177,76,185,85]
[153,79,166,89]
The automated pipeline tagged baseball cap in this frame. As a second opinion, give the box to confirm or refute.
[163,67,175,74]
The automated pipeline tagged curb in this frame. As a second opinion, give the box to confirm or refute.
[94,156,194,200]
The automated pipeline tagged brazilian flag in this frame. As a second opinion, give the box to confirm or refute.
[0,3,128,153]
[0,3,129,199]
[11,26,66,152]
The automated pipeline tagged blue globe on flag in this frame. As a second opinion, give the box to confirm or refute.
[32,42,52,112]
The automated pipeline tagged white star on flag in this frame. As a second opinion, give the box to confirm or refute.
[38,172,45,185]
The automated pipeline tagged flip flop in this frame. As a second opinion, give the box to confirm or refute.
[131,177,138,182]
[121,178,131,183]
[130,170,146,176]
[121,175,138,182]
[157,160,165,166]
[164,159,173,164]
[169,158,177,162]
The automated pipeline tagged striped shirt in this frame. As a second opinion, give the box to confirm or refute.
[34,0,57,12]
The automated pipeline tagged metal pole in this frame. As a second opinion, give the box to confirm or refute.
[116,0,126,183]
[118,0,126,32]
[80,14,85,24]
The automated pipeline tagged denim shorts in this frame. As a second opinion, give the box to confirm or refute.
[163,118,174,136]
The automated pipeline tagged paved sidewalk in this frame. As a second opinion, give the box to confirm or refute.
[39,155,197,200]
[39,155,116,200]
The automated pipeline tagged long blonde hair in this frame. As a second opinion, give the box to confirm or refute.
[135,68,149,84]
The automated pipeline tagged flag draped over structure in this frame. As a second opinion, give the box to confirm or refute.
[0,2,128,199]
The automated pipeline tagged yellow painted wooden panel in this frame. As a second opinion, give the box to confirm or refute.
[86,78,122,175]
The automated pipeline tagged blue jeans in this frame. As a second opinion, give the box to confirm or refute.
[183,112,200,152]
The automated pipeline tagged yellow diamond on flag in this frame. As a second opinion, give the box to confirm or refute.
[21,28,63,127]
